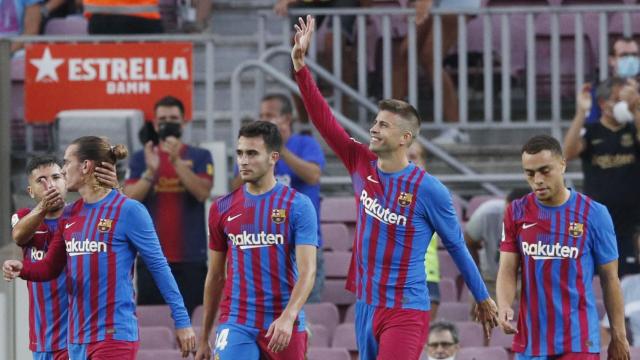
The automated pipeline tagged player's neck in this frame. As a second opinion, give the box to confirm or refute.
[377,151,410,173]
[245,175,277,196]
[79,185,111,204]
[541,187,571,207]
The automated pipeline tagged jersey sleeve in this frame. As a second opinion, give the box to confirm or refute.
[589,202,619,266]
[19,222,67,282]
[125,150,146,184]
[291,193,318,247]
[499,203,519,253]
[12,208,34,248]
[194,148,214,181]
[295,66,373,172]
[419,177,489,302]
[208,201,228,252]
[122,200,191,329]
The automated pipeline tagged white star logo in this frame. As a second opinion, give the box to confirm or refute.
[30,47,64,82]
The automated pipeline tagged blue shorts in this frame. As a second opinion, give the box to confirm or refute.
[32,349,68,360]
[214,322,308,360]
[355,300,430,360]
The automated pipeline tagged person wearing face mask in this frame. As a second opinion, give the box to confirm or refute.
[564,77,640,277]
[423,321,460,360]
[124,95,214,317]
[585,37,640,124]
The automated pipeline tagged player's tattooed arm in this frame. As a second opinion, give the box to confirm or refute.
[599,261,630,360]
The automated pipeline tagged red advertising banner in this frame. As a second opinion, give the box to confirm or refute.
[24,42,193,123]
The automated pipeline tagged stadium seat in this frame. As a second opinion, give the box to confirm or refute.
[466,195,503,219]
[321,279,357,306]
[456,346,509,360]
[44,16,88,35]
[437,302,472,322]
[321,197,357,223]
[137,305,174,329]
[304,302,340,334]
[139,326,175,349]
[332,323,357,351]
[438,250,461,280]
[137,350,185,360]
[309,323,331,347]
[324,251,352,279]
[458,286,472,303]
[490,327,514,349]
[439,277,458,302]
[456,321,485,347]
[344,302,356,323]
[191,304,221,328]
[307,347,350,360]
[321,223,351,251]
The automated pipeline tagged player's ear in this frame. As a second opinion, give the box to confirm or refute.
[271,151,280,164]
[81,159,94,175]
[27,186,34,199]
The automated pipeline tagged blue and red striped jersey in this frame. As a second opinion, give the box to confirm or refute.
[500,190,618,356]
[19,190,191,344]
[12,208,68,352]
[295,66,488,310]
[127,144,214,263]
[208,182,318,331]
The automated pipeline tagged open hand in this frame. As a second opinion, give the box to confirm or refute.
[175,327,197,358]
[291,15,315,72]
[498,306,518,335]
[95,162,119,189]
[265,313,295,353]
[474,298,499,340]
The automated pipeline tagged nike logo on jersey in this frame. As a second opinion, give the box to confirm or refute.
[227,214,242,222]
[34,230,48,234]
[366,175,379,184]
[522,223,537,229]
[228,231,284,250]
[65,222,76,229]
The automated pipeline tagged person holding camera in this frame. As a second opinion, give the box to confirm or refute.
[124,95,214,317]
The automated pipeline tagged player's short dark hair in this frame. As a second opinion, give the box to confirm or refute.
[521,135,563,157]
[429,321,459,344]
[154,95,185,116]
[238,121,283,152]
[378,99,421,141]
[262,93,293,116]
[26,155,61,176]
[610,36,638,56]
[507,187,531,203]
[596,76,627,103]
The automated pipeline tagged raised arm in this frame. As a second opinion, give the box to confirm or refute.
[564,84,590,161]
[195,249,227,360]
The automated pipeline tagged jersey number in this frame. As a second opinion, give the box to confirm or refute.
[215,328,229,351]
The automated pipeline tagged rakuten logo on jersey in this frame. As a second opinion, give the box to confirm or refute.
[65,238,108,256]
[360,190,407,226]
[521,241,579,260]
[228,231,284,250]
[30,248,45,262]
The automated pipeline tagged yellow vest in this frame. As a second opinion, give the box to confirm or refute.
[424,233,440,283]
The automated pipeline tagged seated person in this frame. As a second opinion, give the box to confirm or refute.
[424,321,461,360]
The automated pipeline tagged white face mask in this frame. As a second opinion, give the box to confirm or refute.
[613,100,635,124]
[428,356,455,360]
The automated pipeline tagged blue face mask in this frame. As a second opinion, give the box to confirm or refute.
[617,55,640,78]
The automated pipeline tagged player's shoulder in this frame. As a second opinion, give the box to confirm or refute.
[211,187,243,215]
[414,167,448,195]
[573,191,607,215]
[185,144,211,158]
[506,193,535,221]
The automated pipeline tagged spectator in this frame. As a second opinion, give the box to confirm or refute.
[464,188,529,297]
[83,0,164,34]
[564,77,640,276]
[124,95,214,317]
[601,232,640,347]
[424,321,460,360]
[408,142,442,317]
[586,37,640,124]
[233,93,326,302]
[1,0,41,54]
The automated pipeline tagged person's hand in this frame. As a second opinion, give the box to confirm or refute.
[144,141,160,174]
[175,327,197,358]
[274,0,295,16]
[95,162,119,189]
[291,15,315,72]
[576,83,593,116]
[34,181,64,214]
[415,0,432,25]
[265,312,295,353]
[194,338,212,360]
[620,79,640,109]
[474,298,499,340]
[161,137,183,165]
[3,260,23,281]
[607,335,630,360]
[497,306,518,335]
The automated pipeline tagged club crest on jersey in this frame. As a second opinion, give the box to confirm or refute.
[271,209,286,224]
[568,222,584,238]
[97,218,113,232]
[398,192,413,207]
